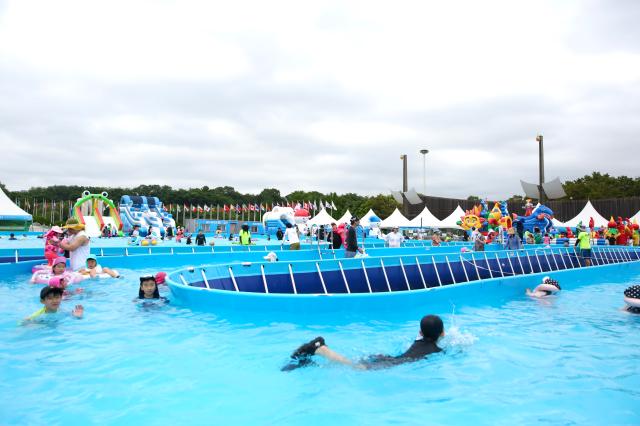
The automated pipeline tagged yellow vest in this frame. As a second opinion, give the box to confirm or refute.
[239,230,251,245]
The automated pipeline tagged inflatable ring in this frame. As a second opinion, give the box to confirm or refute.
[623,285,640,308]
[535,276,561,293]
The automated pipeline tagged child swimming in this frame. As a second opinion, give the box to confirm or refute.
[136,275,168,303]
[78,255,120,279]
[23,286,84,323]
[30,257,80,285]
[526,277,561,298]
[282,315,444,371]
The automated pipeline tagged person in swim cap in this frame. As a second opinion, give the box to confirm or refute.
[526,276,561,298]
[282,315,445,372]
[622,285,640,314]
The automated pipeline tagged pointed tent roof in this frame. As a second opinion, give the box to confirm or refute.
[552,218,566,228]
[438,205,465,229]
[336,209,352,225]
[409,205,443,228]
[563,201,609,228]
[307,208,337,226]
[379,208,412,228]
[360,209,380,227]
[0,186,32,221]
[631,209,640,224]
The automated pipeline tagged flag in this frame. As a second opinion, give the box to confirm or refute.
[303,201,309,210]
[235,204,240,211]
[319,200,324,209]
[331,201,337,210]
[224,204,230,212]
[294,202,301,211]
[176,204,181,213]
[204,204,210,212]
[242,204,247,212]
[249,204,255,212]
[325,200,332,209]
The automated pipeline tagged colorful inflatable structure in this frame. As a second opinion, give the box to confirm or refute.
[72,191,123,238]
[457,200,512,235]
[119,195,176,238]
[512,204,555,234]
[262,206,295,236]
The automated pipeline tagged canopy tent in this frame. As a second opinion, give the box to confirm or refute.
[0,186,32,231]
[306,208,337,226]
[409,205,443,228]
[438,205,465,229]
[631,209,640,224]
[552,218,566,228]
[335,209,352,225]
[562,201,609,228]
[379,208,412,228]
[360,209,381,227]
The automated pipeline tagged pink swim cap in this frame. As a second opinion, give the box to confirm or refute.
[48,276,66,288]
[155,272,167,284]
[53,257,67,268]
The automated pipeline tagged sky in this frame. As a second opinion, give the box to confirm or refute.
[1,0,639,199]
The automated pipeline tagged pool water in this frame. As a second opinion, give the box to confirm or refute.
[1,265,639,425]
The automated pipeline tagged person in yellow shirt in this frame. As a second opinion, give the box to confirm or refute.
[575,226,592,266]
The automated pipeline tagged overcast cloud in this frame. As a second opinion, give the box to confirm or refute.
[1,0,639,199]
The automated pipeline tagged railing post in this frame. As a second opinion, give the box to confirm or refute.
[315,263,328,294]
[338,261,352,293]
[415,257,427,289]
[471,254,481,280]
[534,252,543,272]
[516,252,526,274]
[200,269,211,289]
[566,248,577,268]
[227,267,240,291]
[399,258,411,290]
[260,264,269,293]
[361,260,373,293]
[483,253,494,278]
[526,250,535,273]
[459,255,470,282]
[288,264,298,294]
[380,259,392,292]
[505,253,515,276]
[445,256,455,284]
[494,253,504,277]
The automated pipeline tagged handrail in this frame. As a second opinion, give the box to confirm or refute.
[415,257,427,288]
[361,260,372,293]
[315,262,328,294]
[227,267,240,291]
[380,259,392,292]
[399,258,411,290]
[431,256,442,287]
[445,256,456,284]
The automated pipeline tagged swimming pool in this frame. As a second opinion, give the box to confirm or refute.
[1,255,639,424]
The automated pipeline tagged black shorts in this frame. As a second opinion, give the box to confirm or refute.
[580,249,592,259]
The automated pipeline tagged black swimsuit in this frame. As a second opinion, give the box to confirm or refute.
[362,339,442,369]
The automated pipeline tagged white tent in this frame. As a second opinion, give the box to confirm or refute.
[631,209,640,224]
[360,209,380,227]
[409,205,443,228]
[438,205,465,229]
[336,209,352,225]
[379,208,412,228]
[306,208,337,226]
[0,186,32,230]
[552,218,566,228]
[563,201,609,228]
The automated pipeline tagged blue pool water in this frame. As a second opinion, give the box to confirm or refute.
[1,262,639,425]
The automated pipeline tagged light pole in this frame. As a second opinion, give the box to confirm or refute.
[536,135,546,204]
[419,149,429,195]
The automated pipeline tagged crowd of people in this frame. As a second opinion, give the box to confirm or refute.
[22,218,167,324]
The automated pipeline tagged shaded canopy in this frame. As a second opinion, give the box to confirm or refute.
[562,201,609,228]
[307,208,337,226]
[379,208,412,228]
[438,205,465,229]
[409,205,443,228]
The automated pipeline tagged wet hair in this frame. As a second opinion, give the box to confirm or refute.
[420,315,444,342]
[139,276,160,299]
[40,286,64,300]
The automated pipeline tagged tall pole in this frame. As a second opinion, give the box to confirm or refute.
[536,134,546,204]
[400,154,408,215]
[419,149,429,195]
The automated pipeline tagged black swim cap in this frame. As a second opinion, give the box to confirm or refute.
[624,285,640,299]
[420,315,444,342]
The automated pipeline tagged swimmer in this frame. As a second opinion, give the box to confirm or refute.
[526,276,561,298]
[622,285,640,314]
[22,286,83,323]
[135,275,168,303]
[78,255,120,278]
[282,315,444,372]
